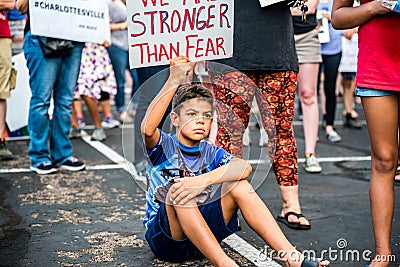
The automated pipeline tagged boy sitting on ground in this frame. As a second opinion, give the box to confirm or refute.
[141,56,329,267]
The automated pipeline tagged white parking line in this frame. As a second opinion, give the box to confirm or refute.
[248,155,371,165]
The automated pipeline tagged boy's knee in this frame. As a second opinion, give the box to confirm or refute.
[223,180,254,199]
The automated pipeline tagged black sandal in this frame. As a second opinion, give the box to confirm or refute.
[301,258,328,267]
[276,211,311,230]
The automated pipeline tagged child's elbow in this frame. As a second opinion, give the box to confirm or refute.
[141,121,153,139]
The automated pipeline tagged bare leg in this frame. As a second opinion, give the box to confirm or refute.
[221,180,326,267]
[0,99,6,139]
[82,96,102,129]
[279,185,310,227]
[342,77,357,117]
[71,100,79,129]
[362,96,397,267]
[298,63,319,154]
[165,191,237,267]
[100,99,113,118]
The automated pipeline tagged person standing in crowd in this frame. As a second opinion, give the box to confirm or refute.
[332,1,400,267]
[6,5,26,56]
[0,0,15,159]
[210,0,311,230]
[292,0,323,173]
[107,0,139,124]
[318,0,343,143]
[17,0,85,175]
[339,27,362,129]
[70,42,118,141]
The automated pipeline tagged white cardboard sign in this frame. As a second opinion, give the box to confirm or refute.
[127,0,234,68]
[259,0,286,7]
[29,0,110,44]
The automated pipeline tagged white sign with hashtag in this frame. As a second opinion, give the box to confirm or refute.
[29,0,110,43]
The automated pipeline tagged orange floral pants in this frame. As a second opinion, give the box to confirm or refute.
[210,70,299,186]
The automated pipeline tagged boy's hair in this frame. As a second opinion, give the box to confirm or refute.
[172,83,214,114]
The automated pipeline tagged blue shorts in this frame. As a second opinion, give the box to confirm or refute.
[145,189,239,262]
[355,87,396,97]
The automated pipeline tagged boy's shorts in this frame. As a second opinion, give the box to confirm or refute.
[145,188,239,262]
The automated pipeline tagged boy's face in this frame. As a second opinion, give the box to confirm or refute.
[170,98,213,147]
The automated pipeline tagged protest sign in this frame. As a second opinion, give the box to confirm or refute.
[127,0,234,68]
[29,0,110,44]
[258,0,285,7]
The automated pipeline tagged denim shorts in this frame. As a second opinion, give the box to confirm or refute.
[355,87,395,97]
[145,189,239,262]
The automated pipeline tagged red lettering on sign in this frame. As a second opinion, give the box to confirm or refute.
[141,0,169,7]
[216,37,226,55]
[219,3,231,28]
[131,43,149,64]
[144,11,158,35]
[131,13,146,37]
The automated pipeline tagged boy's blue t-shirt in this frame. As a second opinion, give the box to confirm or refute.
[143,130,234,229]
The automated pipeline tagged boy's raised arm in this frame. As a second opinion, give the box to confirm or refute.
[141,56,194,149]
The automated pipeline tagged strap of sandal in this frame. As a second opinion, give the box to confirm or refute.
[301,258,320,267]
[284,211,305,220]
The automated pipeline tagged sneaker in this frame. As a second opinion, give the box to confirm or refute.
[77,118,86,129]
[91,128,107,141]
[69,127,82,139]
[101,116,120,129]
[243,128,251,147]
[326,130,342,143]
[30,161,57,175]
[304,154,322,173]
[119,111,133,124]
[60,156,86,171]
[344,114,362,129]
[258,128,268,147]
[0,139,13,159]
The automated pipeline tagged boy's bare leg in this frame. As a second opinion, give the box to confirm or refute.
[165,191,238,267]
[221,180,327,267]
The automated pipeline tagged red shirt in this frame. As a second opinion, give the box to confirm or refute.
[357,2,400,91]
[0,11,11,38]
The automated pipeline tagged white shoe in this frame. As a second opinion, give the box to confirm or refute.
[258,128,268,147]
[243,128,251,147]
[304,154,322,173]
[326,130,342,143]
[101,116,120,129]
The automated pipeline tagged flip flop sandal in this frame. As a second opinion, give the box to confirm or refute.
[276,211,311,230]
[301,258,327,267]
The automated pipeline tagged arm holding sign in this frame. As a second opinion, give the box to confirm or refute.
[16,0,28,14]
[0,0,15,10]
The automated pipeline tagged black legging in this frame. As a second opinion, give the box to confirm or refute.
[320,52,342,127]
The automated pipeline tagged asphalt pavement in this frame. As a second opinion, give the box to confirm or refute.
[1,100,400,267]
